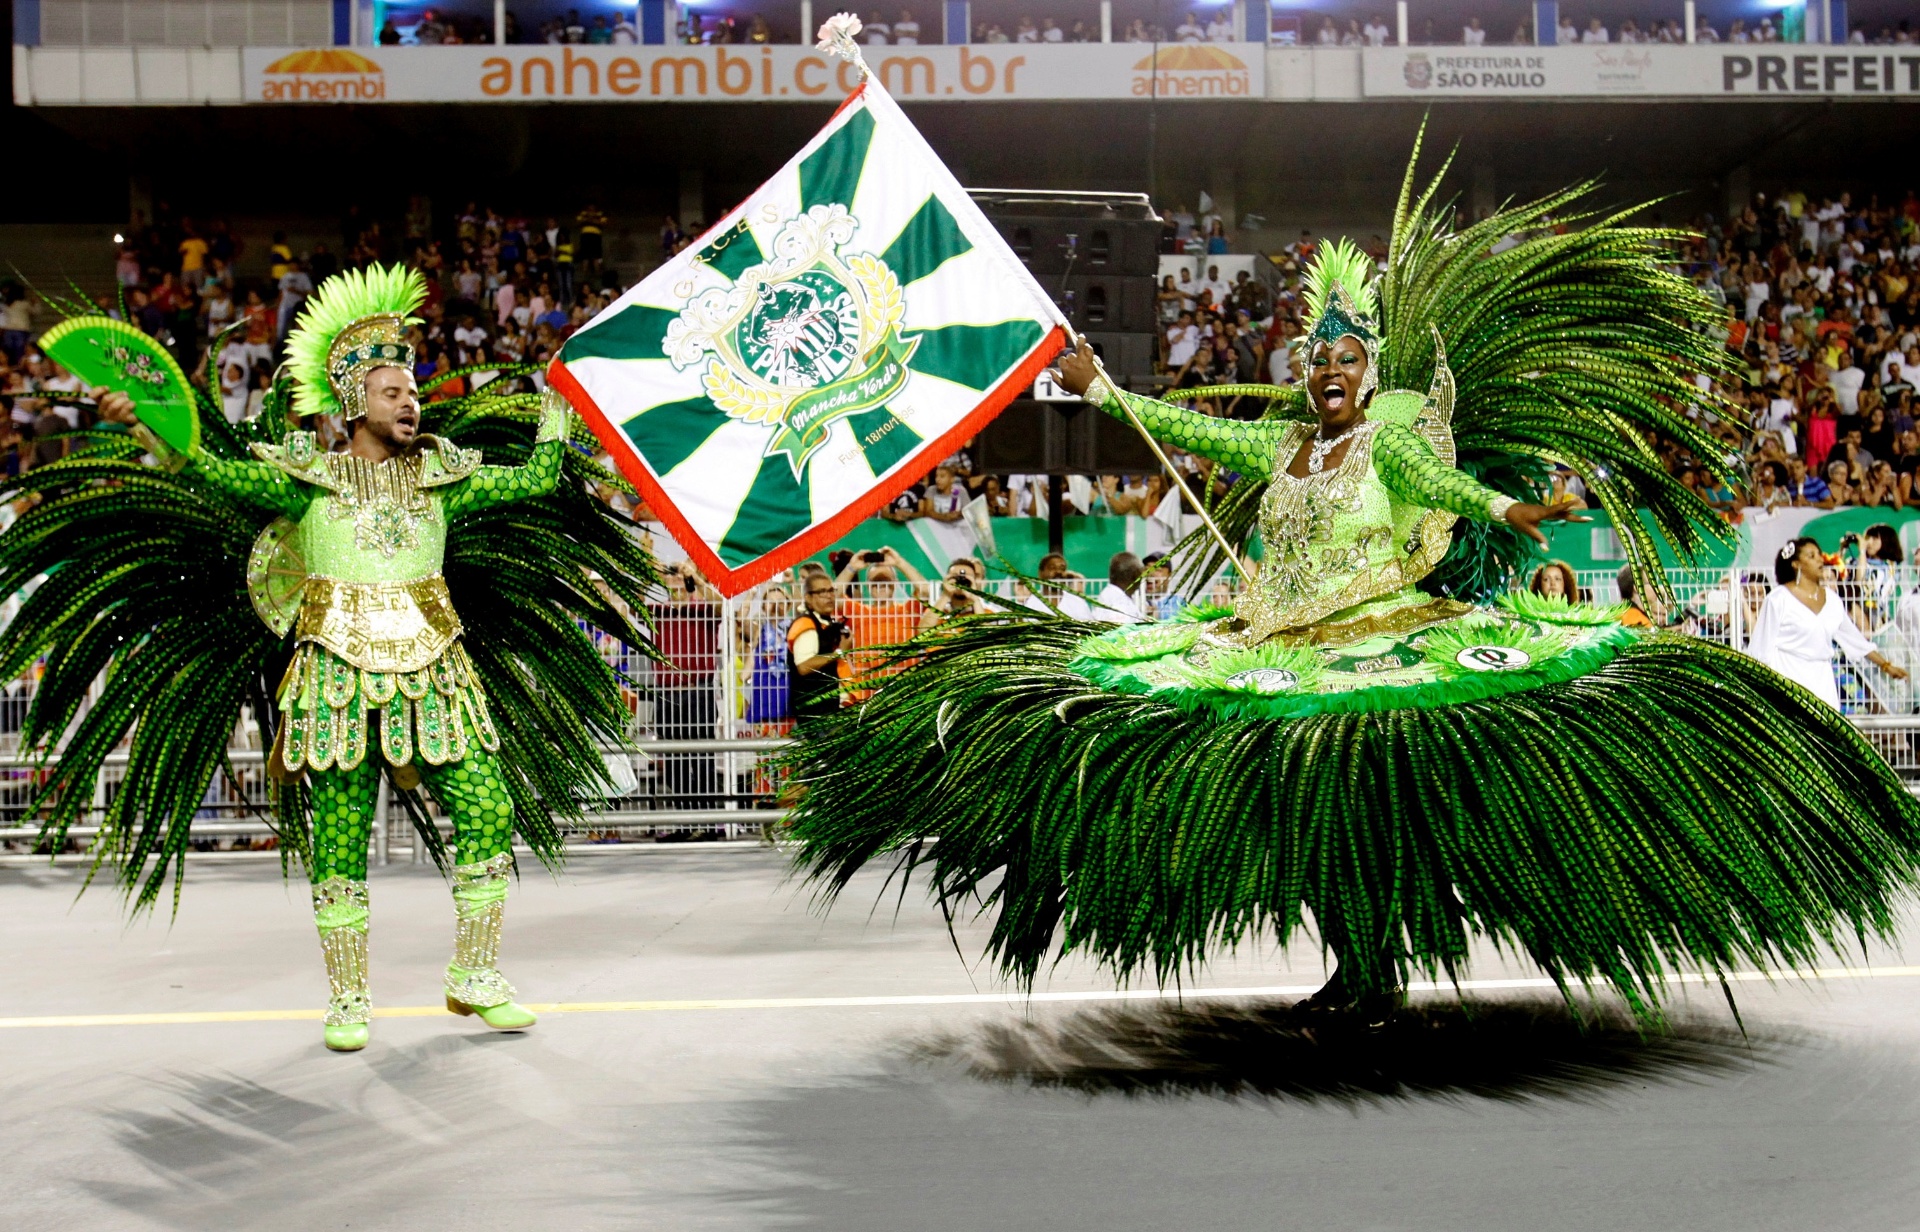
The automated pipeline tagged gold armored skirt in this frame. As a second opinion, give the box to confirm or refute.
[275,640,502,777]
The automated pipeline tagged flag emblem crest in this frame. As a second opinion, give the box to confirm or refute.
[552,83,1067,595]
[666,205,921,480]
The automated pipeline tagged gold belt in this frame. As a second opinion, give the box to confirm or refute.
[295,574,464,674]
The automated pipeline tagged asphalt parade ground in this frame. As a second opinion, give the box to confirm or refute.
[6,847,1920,1231]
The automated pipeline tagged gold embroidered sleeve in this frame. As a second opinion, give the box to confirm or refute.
[1082,377,1282,476]
[1372,423,1512,522]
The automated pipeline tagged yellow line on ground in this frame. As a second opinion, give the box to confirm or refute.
[4,965,1920,1030]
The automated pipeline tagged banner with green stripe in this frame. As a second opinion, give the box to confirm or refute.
[551,82,1068,596]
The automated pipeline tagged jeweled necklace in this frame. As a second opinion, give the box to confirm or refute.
[1307,421,1361,474]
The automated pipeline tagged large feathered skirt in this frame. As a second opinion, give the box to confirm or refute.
[781,595,1920,1018]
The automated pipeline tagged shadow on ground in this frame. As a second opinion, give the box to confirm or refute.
[913,996,1778,1103]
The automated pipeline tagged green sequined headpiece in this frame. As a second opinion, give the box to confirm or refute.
[284,263,427,420]
[1299,239,1383,403]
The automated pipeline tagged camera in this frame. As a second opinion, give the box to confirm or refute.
[861,550,886,563]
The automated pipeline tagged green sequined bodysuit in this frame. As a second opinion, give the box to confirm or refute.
[1086,380,1512,645]
[1073,379,1637,714]
[186,404,569,1025]
[193,425,563,775]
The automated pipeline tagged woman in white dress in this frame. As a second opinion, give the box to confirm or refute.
[1747,537,1909,708]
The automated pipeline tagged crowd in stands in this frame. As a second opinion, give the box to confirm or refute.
[0,197,627,478]
[1667,190,1920,517]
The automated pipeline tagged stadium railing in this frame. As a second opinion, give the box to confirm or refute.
[5,564,1919,860]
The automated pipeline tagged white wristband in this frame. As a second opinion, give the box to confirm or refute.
[1081,374,1118,410]
[1487,495,1519,521]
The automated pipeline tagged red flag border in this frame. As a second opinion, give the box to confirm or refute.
[549,325,1065,598]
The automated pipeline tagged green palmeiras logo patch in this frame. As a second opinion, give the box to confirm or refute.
[664,205,919,481]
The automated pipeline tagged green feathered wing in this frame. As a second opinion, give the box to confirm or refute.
[1175,127,1739,606]
[0,323,658,910]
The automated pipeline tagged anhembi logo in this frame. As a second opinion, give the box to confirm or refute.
[259,50,386,101]
[1131,45,1253,96]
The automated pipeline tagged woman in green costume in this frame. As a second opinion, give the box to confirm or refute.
[16,264,655,1051]
[781,145,1920,1024]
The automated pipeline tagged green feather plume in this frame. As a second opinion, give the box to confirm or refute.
[283,263,427,419]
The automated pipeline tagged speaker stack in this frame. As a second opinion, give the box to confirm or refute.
[967,190,1163,476]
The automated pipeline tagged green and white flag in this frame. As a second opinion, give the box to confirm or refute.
[551,82,1067,595]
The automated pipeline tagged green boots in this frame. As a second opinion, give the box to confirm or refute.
[312,854,535,1052]
[313,877,373,1052]
[442,853,539,1031]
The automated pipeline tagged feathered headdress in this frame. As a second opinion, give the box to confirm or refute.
[283,263,427,420]
[1299,238,1383,403]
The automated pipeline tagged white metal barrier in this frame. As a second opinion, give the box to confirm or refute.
[8,564,1920,858]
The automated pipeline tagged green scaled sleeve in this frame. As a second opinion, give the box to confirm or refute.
[188,448,314,519]
[438,396,567,520]
[1084,378,1284,477]
[1372,423,1513,522]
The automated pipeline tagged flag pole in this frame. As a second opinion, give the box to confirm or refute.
[1080,338,1252,581]
[819,14,1246,581]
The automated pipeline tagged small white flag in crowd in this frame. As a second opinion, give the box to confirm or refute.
[551,61,1068,595]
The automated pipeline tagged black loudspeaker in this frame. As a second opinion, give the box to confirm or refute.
[968,190,1162,278]
[1078,331,1158,381]
[976,399,1168,476]
[1049,275,1159,334]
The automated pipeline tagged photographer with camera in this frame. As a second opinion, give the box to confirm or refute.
[834,546,928,699]
[786,567,854,721]
[920,557,989,631]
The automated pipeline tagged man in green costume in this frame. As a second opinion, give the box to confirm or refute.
[97,265,559,1050]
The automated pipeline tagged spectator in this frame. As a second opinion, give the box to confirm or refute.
[894,9,920,42]
[1784,457,1832,507]
[882,475,925,522]
[1176,12,1205,41]
[1830,347,1868,415]
[836,546,927,691]
[786,570,851,720]
[1747,536,1907,709]
[0,286,30,365]
[1462,16,1486,44]
[1528,560,1579,601]
[1022,552,1093,619]
[1616,567,1652,627]
[1363,13,1391,44]
[276,258,313,340]
[921,557,990,629]
[865,11,892,42]
[1092,552,1146,622]
[1747,461,1791,513]
[1206,9,1235,40]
